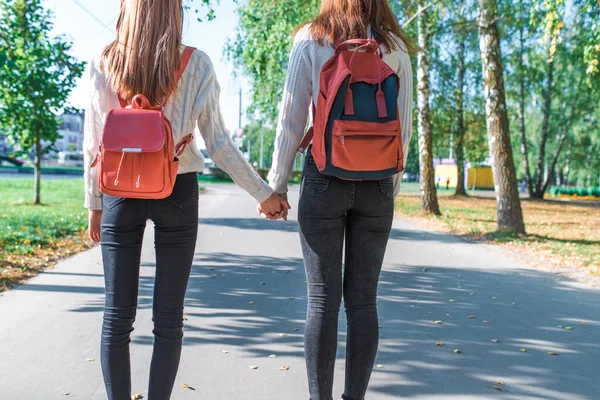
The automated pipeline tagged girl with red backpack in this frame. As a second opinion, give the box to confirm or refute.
[84,1,289,398]
[267,1,415,399]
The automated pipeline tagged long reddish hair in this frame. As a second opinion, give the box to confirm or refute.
[300,0,415,53]
[102,0,184,105]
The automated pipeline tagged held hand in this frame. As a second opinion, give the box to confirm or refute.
[257,193,291,221]
[88,210,102,244]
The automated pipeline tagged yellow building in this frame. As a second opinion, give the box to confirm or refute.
[434,164,495,190]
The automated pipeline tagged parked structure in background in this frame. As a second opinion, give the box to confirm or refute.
[434,158,495,191]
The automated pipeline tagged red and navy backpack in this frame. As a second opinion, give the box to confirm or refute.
[299,39,404,180]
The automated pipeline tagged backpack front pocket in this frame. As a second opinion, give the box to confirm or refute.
[331,120,401,172]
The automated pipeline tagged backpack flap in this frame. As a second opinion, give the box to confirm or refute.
[102,108,165,153]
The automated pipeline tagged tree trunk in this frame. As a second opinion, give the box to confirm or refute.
[517,9,533,197]
[542,129,569,194]
[34,131,41,205]
[563,139,572,186]
[454,28,467,196]
[478,0,525,233]
[532,51,555,199]
[417,5,441,215]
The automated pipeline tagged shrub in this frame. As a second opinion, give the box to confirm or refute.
[548,186,600,198]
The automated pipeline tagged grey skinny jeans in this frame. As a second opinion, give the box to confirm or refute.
[298,153,395,400]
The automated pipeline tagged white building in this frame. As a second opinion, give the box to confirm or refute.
[55,112,84,152]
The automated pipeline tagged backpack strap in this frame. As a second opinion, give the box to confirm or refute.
[164,46,196,105]
[298,104,316,154]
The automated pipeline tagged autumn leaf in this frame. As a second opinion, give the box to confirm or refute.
[280,366,290,371]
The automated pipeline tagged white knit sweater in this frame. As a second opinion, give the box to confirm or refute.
[268,26,414,195]
[83,48,274,210]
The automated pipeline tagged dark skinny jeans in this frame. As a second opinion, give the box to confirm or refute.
[298,154,395,400]
[100,173,199,400]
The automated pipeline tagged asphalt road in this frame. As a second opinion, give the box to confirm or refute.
[1,184,599,400]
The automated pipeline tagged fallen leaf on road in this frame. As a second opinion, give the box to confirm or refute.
[182,384,195,390]
[454,349,462,354]
[280,366,290,371]
[86,358,95,362]
[493,386,504,392]
[132,394,143,400]
[520,348,527,353]
[547,351,558,356]
[376,364,385,369]
[249,365,259,370]
[269,354,277,359]
[435,342,445,346]
[490,339,500,343]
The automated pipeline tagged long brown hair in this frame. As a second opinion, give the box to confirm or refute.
[301,0,415,53]
[102,0,184,105]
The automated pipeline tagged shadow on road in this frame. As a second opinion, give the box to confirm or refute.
[40,239,600,398]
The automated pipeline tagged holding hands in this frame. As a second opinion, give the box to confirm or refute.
[258,193,291,221]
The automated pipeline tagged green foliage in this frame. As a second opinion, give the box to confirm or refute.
[0,0,85,159]
[0,179,87,255]
[239,123,276,169]
[548,186,600,197]
[226,0,320,124]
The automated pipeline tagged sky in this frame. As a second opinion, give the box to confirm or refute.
[45,0,252,137]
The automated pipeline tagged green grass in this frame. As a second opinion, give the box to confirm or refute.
[0,179,88,256]
[0,178,93,290]
[395,194,600,275]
